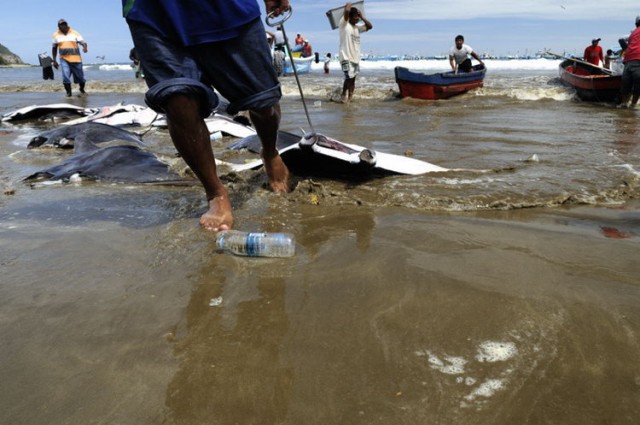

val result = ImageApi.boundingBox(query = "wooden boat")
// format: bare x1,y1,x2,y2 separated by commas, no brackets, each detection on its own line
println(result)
283,55,314,76
394,64,486,100
558,58,621,102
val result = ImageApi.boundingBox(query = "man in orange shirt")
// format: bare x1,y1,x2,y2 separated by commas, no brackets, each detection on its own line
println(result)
301,40,312,57
584,38,604,66
52,19,88,97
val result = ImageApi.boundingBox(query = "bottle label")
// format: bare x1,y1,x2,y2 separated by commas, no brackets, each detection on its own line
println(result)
245,233,265,256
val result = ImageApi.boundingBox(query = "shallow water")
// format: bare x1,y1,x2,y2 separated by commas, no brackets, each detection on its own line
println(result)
1,63,639,424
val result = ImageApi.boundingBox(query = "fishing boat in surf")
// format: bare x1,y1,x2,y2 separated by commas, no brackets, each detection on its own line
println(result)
283,55,314,76
558,58,621,102
394,64,486,100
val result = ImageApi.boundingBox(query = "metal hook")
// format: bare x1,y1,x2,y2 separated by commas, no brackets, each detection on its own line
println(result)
265,8,293,27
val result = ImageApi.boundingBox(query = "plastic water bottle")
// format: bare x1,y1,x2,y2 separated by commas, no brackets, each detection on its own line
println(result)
215,230,295,257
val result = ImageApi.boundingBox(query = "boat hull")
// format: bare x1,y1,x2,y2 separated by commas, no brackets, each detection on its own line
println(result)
395,65,486,100
559,59,621,102
283,56,314,76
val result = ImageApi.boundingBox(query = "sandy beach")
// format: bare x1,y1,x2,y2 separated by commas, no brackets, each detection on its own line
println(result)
1,65,639,424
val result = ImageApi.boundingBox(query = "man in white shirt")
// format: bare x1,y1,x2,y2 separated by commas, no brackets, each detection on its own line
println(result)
449,34,484,73
338,2,373,104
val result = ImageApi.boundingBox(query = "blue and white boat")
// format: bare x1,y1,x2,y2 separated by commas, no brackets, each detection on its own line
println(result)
283,56,314,76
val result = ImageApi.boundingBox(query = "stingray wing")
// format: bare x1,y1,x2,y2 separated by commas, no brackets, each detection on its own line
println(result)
24,146,181,183
2,103,87,122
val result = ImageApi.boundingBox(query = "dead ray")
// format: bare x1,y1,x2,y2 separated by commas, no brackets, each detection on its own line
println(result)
1,103,87,122
28,122,144,149
23,145,187,184
225,131,450,179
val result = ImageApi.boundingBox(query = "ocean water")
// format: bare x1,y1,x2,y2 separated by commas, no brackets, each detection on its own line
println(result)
1,60,639,425
2,59,638,210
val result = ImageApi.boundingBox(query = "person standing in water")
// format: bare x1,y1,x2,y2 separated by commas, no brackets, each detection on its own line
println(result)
449,34,484,73
584,38,604,66
619,16,640,108
51,19,88,97
338,2,372,104
122,0,291,231
324,52,332,74
129,47,143,78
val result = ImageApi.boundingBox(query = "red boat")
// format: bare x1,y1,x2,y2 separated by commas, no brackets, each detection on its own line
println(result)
394,64,486,100
559,58,621,102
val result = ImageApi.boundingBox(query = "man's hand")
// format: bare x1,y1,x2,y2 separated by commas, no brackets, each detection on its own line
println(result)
265,0,290,17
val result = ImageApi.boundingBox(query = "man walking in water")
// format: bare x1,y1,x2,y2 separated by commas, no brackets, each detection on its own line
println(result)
52,19,88,97
122,0,291,231
338,2,373,104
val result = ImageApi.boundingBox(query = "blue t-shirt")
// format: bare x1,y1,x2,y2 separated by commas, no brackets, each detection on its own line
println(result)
122,0,261,46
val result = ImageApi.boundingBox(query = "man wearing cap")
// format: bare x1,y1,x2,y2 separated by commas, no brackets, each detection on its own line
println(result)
584,38,604,66
619,16,640,107
301,39,313,58
52,19,88,97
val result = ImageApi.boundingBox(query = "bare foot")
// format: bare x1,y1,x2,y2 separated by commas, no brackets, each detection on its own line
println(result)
262,153,291,193
200,195,233,231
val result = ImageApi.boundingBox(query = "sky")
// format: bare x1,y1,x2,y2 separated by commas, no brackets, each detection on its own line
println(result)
2,1,638,64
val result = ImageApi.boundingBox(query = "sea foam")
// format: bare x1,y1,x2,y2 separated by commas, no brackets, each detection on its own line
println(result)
475,341,518,362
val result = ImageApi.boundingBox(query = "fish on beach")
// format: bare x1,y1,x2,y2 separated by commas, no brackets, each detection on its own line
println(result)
224,131,451,179
63,102,162,127
23,119,187,184
23,144,186,184
204,114,256,138
1,103,88,122
28,122,145,149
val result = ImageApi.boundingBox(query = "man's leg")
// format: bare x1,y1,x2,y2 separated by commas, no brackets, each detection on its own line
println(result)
341,78,355,103
619,65,634,106
341,78,350,102
165,94,233,231
71,63,86,93
348,77,356,101
249,104,290,193
618,90,630,106
632,71,640,106
60,60,72,96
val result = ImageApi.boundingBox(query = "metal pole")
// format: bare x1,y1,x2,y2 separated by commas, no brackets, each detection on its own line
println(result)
266,8,316,137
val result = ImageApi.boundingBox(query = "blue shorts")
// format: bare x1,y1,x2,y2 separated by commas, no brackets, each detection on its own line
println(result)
622,60,640,96
127,17,281,116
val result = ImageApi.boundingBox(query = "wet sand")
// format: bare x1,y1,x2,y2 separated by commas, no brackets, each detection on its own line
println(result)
1,123,639,424
1,86,639,423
